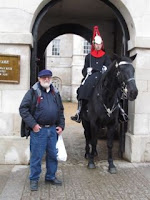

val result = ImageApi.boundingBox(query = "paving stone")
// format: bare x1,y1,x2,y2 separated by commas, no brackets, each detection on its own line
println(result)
0,103,150,200
0,166,28,200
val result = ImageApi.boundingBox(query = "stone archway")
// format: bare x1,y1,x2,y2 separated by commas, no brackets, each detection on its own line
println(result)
37,23,92,72
30,0,134,159
31,0,131,86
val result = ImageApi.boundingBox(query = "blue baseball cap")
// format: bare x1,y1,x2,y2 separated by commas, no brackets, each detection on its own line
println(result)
38,69,52,77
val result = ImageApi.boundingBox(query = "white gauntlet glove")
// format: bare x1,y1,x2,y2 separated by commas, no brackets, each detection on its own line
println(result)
87,67,92,75
102,65,107,74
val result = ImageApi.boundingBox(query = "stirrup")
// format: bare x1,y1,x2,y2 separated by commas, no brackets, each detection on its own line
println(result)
71,113,81,123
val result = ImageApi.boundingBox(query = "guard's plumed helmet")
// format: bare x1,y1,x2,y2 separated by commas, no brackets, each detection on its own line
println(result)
94,35,102,45
92,26,103,45
90,26,105,58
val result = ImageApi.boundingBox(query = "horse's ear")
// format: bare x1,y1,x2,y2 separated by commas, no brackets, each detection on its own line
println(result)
130,54,137,61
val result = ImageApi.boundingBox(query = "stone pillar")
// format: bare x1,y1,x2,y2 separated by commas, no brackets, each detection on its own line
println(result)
124,48,150,162
0,40,32,164
71,35,85,102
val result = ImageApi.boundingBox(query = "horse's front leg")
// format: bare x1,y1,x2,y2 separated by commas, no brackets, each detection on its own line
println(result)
87,124,97,169
82,120,91,159
84,128,98,159
91,140,98,157
107,125,117,174
84,129,91,159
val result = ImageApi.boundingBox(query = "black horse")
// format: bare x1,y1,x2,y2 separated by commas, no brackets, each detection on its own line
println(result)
81,54,138,174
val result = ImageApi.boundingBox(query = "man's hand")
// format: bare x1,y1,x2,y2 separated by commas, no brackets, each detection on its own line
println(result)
33,124,41,132
56,126,63,135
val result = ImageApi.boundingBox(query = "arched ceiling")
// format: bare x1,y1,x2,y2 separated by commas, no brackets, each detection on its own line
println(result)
31,0,130,85
45,0,115,19
38,0,116,39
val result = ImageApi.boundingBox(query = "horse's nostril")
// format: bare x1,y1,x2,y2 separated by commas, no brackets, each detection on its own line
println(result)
134,89,138,97
129,89,138,100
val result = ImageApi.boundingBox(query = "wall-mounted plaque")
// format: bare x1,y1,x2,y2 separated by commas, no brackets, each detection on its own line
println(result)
0,54,20,83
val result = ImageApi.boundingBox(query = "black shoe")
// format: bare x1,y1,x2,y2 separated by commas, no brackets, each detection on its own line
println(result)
71,114,81,123
30,180,38,191
45,178,62,186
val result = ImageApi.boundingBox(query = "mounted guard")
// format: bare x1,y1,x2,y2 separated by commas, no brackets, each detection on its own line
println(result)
71,26,111,122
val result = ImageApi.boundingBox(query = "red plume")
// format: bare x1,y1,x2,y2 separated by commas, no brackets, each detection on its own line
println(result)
90,26,105,58
92,26,101,41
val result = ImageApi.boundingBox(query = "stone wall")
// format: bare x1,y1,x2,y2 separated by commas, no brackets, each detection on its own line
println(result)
0,0,150,163
0,44,31,164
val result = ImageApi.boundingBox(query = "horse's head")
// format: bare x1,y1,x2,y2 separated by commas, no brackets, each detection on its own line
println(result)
115,54,138,101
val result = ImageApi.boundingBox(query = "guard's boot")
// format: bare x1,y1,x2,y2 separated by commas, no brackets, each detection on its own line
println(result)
71,100,82,123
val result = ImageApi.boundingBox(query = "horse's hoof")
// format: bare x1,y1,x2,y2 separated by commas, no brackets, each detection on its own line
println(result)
87,163,96,169
108,167,117,174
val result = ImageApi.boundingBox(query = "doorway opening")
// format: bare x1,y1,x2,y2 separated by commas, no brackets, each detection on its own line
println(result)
31,0,130,158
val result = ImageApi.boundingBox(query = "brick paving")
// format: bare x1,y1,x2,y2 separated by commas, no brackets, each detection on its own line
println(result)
0,102,150,200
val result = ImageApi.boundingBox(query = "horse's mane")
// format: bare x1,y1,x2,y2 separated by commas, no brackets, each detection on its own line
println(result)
95,54,136,93
99,59,116,87
99,55,134,87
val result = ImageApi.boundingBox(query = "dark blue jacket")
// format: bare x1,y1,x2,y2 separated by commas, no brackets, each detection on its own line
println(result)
19,82,65,138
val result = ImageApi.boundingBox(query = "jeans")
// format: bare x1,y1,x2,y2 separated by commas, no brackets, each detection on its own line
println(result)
29,125,58,181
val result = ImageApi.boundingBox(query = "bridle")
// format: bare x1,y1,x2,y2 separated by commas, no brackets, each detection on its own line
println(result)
116,61,135,83
100,60,135,118
116,60,135,99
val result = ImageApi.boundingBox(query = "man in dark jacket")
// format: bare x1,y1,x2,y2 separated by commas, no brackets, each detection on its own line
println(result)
71,26,111,122
19,69,65,191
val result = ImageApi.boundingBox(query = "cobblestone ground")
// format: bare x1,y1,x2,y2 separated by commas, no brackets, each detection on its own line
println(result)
0,102,150,200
